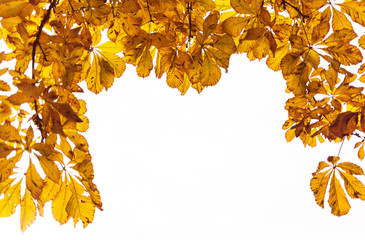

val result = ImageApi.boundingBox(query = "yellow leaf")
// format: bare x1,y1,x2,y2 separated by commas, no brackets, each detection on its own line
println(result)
306,49,320,69
66,177,95,227
337,162,365,175
230,0,258,14
328,171,350,216
39,178,61,217
222,17,247,37
358,144,365,160
36,154,61,183
338,170,365,200
178,74,191,96
0,80,10,91
96,41,123,54
340,1,365,27
323,44,362,66
20,189,36,232
310,169,332,208
285,62,309,96
0,180,21,217
215,0,231,11
200,55,221,86
0,122,22,142
26,159,43,200
285,128,295,142
0,154,21,181
166,67,184,88
191,82,205,94
266,44,290,71
0,178,14,194
312,161,331,175
72,158,94,180
0,101,12,123
51,102,83,123
99,50,126,78
52,179,72,225
86,54,102,94
359,35,365,50
99,58,115,90
280,52,301,76
0,1,33,18
0,142,15,158
203,11,219,40
332,7,353,31
136,47,153,78
64,129,89,152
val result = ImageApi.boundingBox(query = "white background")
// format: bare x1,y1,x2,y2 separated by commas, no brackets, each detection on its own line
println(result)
2,55,365,239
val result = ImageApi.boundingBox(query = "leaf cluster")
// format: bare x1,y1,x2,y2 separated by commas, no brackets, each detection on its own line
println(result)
2,0,365,230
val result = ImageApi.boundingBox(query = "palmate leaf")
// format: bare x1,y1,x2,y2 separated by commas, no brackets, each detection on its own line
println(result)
311,158,365,216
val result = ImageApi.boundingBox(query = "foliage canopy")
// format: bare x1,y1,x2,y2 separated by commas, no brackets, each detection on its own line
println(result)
1,0,365,231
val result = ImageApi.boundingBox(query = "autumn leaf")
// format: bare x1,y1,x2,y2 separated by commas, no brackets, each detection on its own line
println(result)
26,159,44,200
328,171,351,216
52,178,72,225
20,189,36,232
0,180,21,217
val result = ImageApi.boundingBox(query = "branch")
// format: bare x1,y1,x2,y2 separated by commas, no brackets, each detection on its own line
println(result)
187,2,193,47
32,0,58,79
31,0,58,141
281,0,309,22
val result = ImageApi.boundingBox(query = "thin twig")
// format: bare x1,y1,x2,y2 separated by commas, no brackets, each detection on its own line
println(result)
146,0,154,23
281,0,308,22
188,2,192,45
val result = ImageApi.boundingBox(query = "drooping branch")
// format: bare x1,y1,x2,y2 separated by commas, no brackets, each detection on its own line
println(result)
31,0,58,141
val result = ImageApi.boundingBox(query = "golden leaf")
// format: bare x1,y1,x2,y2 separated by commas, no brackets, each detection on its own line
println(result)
36,154,61,183
332,7,353,31
0,122,22,142
51,102,83,123
338,170,365,200
20,189,36,232
178,74,191,96
0,180,21,217
340,1,365,27
26,159,44,200
337,162,365,175
200,55,222,86
52,178,72,225
222,17,247,37
66,177,95,227
86,54,102,94
136,46,153,78
323,44,362,66
328,171,350,216
310,169,332,208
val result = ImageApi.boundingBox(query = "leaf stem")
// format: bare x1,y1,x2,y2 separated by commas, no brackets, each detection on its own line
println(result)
337,138,345,157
